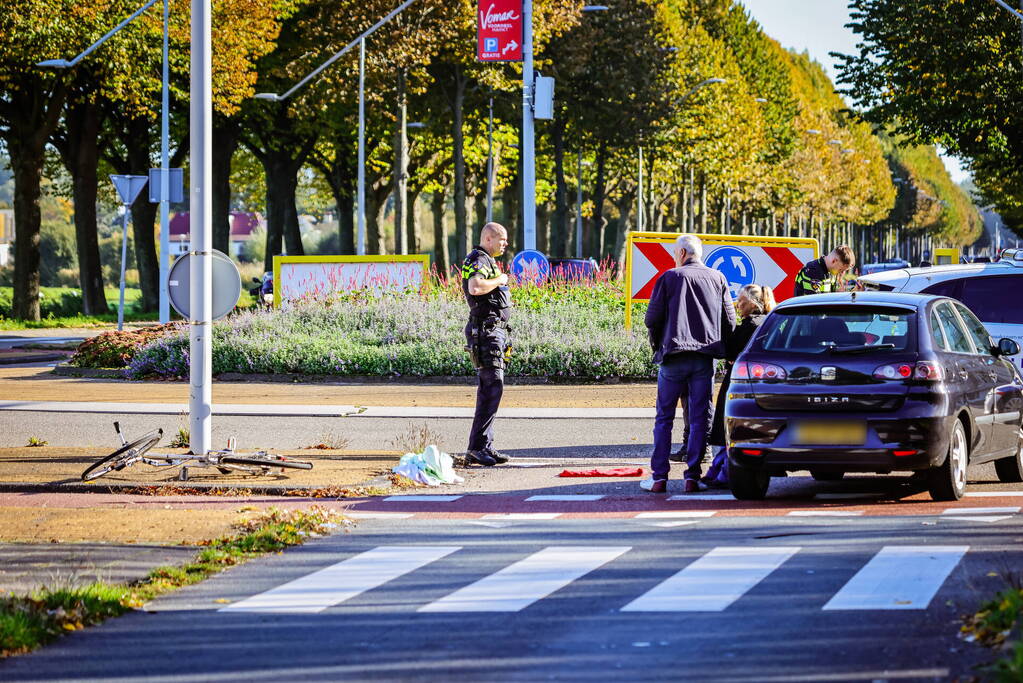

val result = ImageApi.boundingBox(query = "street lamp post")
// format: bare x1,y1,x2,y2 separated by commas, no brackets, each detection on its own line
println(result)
521,4,608,252
189,0,213,456
255,0,420,256
486,96,494,224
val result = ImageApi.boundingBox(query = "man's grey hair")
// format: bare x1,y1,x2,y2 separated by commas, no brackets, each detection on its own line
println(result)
674,234,703,261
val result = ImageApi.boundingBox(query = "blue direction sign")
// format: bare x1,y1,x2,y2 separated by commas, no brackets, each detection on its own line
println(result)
705,246,756,298
511,249,550,284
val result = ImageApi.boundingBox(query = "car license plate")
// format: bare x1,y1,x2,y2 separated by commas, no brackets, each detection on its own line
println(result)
793,421,866,445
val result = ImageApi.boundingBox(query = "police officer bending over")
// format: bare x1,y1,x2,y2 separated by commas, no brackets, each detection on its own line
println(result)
794,245,855,296
462,222,512,467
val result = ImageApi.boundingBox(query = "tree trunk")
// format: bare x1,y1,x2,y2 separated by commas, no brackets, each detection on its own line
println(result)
501,180,518,250
537,202,549,254
612,194,634,269
260,151,290,272
431,190,449,275
64,100,108,315
699,175,708,233
551,121,568,258
10,140,45,320
212,113,239,255
393,69,409,255
449,65,469,263
124,116,159,312
407,188,422,253
592,143,608,258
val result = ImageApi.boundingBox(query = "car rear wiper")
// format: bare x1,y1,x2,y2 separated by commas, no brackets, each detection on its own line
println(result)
829,343,896,354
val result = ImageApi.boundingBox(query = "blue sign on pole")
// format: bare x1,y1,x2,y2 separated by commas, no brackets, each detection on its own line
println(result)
705,246,756,298
511,249,550,284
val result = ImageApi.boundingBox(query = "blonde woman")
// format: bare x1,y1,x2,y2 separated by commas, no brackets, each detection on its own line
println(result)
703,284,777,488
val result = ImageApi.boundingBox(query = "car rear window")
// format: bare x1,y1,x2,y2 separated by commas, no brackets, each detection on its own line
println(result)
751,306,915,353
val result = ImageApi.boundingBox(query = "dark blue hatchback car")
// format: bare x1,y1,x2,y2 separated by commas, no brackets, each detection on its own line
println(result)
725,292,1023,501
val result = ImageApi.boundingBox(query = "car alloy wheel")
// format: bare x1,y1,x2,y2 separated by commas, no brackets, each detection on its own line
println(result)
928,419,968,501
994,423,1023,483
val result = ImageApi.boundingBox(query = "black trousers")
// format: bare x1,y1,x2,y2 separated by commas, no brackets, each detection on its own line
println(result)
466,322,507,452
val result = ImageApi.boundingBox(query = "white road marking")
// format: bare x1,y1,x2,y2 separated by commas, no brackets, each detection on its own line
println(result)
525,495,604,502
667,494,735,501
345,512,416,520
634,511,717,518
940,507,1019,515
220,546,460,613
621,546,800,612
941,515,1015,523
787,510,864,517
964,491,1023,497
382,495,462,502
480,513,562,520
418,546,630,612
645,521,701,528
823,545,967,610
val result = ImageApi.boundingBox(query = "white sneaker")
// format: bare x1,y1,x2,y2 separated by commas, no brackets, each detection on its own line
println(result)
640,478,667,493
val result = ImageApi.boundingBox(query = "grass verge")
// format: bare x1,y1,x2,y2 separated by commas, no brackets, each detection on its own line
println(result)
0,506,348,658
961,586,1023,680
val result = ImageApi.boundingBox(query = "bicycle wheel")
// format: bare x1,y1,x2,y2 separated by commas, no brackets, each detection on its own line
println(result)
81,429,164,482
220,454,313,470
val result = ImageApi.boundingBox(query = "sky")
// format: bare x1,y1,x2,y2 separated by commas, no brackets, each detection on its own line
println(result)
739,0,971,184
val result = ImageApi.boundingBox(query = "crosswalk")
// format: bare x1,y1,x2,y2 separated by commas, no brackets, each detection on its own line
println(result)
220,544,969,615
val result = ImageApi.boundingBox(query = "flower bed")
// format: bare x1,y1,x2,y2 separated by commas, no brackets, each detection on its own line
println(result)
117,275,655,381
69,323,184,369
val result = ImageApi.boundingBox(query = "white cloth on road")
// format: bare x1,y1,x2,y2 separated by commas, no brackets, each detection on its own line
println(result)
392,445,464,486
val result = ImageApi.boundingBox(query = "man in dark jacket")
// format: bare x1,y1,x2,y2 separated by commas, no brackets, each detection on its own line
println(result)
642,234,736,493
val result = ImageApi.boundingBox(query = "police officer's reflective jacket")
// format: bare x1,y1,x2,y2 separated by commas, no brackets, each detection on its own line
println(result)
793,256,838,297
461,247,511,322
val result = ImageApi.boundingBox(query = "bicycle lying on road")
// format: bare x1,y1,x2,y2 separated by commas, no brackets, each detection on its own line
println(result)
81,422,313,482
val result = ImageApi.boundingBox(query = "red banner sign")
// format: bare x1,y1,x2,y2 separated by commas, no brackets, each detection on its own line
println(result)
477,0,523,62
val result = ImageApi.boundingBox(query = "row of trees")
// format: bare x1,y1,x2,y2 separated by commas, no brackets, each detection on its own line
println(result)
0,0,981,320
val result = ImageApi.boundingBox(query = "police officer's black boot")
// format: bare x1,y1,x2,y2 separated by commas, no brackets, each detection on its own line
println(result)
483,447,509,464
465,449,497,466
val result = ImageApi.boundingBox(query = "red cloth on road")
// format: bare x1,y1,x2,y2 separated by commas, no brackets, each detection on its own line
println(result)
558,467,644,478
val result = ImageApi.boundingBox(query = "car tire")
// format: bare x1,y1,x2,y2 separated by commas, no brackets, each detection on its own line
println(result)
729,460,770,500
994,422,1023,483
810,470,844,481
928,419,969,501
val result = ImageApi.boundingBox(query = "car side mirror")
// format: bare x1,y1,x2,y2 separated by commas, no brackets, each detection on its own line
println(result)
997,338,1020,357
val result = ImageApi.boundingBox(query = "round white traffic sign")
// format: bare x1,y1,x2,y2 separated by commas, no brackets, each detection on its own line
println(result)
167,249,242,321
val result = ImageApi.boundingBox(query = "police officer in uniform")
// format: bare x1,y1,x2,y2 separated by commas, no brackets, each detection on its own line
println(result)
461,222,512,467
794,245,855,296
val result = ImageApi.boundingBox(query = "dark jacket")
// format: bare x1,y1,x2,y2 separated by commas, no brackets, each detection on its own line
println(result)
709,313,767,446
793,256,838,297
644,258,736,363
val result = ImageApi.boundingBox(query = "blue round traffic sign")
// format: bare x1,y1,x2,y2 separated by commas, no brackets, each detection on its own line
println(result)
705,246,756,298
511,249,550,284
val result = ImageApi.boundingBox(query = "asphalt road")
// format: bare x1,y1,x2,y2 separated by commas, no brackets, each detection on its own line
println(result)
0,515,1011,682
0,410,659,457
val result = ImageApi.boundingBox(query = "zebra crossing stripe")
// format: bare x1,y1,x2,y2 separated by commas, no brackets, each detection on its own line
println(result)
621,546,800,612
940,507,1019,515
823,545,967,610
418,546,630,613
220,546,460,614
525,495,604,502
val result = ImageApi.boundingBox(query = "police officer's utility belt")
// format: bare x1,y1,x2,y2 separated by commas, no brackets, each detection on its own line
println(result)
470,317,509,331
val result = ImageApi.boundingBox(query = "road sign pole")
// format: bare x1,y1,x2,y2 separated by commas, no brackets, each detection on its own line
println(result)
522,0,536,251
189,0,212,456
118,208,130,331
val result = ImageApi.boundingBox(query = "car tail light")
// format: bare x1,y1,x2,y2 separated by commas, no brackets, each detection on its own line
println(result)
740,448,764,456
873,361,944,381
892,449,918,457
733,362,787,381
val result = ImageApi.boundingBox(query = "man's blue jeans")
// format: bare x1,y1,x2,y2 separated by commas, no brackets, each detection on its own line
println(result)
651,352,714,482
